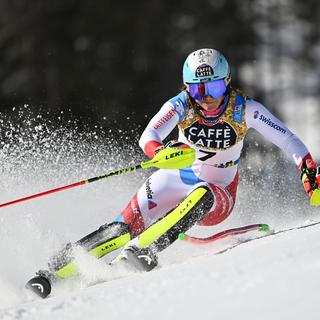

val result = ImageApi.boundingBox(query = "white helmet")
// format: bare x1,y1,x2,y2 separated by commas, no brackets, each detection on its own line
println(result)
183,48,230,84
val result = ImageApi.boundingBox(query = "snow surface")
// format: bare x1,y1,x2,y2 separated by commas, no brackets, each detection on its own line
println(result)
1,223,320,320
0,108,319,320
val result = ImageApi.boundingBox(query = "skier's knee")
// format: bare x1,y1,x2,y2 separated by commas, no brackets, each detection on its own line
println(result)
187,185,215,223
153,185,215,252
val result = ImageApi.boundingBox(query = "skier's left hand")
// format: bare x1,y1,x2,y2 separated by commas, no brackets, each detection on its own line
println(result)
301,159,320,206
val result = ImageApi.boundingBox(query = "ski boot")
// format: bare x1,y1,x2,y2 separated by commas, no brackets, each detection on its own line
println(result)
118,244,158,272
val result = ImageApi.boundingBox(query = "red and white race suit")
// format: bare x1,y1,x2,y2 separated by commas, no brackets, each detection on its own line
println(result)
117,88,311,234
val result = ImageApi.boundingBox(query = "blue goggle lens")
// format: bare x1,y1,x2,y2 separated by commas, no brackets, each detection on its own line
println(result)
188,80,227,101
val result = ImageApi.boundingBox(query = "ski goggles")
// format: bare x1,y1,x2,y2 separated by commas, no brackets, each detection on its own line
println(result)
188,79,227,101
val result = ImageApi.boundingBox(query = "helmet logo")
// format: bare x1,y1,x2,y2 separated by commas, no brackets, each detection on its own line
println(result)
195,64,213,78
197,50,211,63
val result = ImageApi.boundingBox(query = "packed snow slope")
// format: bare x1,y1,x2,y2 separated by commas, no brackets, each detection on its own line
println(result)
2,222,320,320
0,108,319,319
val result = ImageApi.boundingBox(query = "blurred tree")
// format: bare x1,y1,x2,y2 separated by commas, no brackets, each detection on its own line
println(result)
0,0,254,124
0,0,318,133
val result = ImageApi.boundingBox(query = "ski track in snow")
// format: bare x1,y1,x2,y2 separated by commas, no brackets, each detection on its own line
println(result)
0,108,319,319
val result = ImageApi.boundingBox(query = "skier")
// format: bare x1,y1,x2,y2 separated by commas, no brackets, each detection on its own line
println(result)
27,48,320,297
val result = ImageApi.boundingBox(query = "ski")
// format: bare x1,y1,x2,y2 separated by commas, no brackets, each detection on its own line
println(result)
25,246,158,299
179,223,270,244
25,223,270,298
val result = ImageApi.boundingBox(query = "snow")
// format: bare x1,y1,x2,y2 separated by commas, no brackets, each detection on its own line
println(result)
0,109,319,320
1,223,320,320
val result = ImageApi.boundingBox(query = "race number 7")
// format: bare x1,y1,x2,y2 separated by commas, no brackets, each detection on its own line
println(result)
198,150,216,161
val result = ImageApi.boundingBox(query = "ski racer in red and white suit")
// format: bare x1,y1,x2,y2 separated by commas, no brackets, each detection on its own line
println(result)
116,87,315,235
40,49,320,285
111,48,320,253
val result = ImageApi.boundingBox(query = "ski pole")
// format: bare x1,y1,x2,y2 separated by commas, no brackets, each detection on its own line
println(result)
0,148,195,209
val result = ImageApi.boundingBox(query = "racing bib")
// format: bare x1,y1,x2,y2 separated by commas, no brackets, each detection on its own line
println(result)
178,88,248,151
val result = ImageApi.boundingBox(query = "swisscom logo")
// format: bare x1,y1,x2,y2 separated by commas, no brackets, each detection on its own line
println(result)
254,111,286,134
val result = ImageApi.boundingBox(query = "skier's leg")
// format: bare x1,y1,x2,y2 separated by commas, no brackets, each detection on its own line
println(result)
116,168,192,234
116,184,215,271
26,182,211,298
197,171,239,226
116,173,239,270
144,185,215,252
48,221,132,278
47,169,189,279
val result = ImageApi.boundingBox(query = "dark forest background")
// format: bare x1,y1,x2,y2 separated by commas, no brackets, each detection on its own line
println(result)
0,0,319,132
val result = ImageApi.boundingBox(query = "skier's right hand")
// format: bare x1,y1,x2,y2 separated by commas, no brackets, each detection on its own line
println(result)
301,159,320,205
154,140,190,155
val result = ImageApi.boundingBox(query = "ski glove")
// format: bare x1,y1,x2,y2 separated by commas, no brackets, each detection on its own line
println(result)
301,159,320,206
154,140,190,155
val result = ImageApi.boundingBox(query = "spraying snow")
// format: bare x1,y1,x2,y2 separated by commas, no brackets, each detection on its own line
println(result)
0,107,319,318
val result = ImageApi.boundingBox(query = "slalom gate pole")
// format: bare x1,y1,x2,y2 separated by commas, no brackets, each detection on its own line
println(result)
0,148,195,209
180,223,270,244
